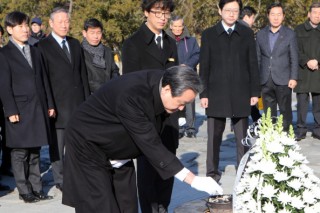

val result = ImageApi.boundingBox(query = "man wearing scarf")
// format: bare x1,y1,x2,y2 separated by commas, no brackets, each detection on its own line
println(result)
82,18,119,94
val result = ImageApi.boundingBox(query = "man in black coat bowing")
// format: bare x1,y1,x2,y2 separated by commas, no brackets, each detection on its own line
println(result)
62,66,223,213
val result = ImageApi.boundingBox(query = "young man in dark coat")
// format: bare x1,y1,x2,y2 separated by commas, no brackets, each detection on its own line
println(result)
82,18,120,94
199,0,260,182
294,2,320,140
0,11,55,202
37,7,89,192
122,1,179,212
62,66,223,213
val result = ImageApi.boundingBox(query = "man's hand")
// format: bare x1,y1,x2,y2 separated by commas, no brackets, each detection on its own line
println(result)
250,97,259,106
191,176,223,195
200,98,208,108
307,59,318,71
8,114,19,123
288,79,297,89
48,109,56,118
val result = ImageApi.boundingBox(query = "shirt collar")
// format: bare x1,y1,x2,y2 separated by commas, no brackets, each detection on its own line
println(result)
51,31,66,45
268,25,282,34
221,20,235,32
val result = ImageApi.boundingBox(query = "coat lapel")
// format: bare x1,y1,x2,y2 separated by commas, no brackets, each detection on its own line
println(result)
48,34,72,64
271,28,285,54
262,27,272,55
7,41,33,71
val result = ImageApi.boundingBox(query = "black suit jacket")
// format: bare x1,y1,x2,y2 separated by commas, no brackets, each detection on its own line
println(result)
38,34,89,128
0,41,53,148
122,23,178,73
62,70,184,206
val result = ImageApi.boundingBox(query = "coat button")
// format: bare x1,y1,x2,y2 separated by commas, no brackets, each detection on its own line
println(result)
159,162,165,167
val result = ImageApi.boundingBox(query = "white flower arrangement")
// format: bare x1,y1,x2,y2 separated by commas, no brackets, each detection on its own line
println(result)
234,109,320,213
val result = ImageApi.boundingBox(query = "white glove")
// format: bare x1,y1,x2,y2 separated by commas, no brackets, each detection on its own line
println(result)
191,176,223,195
178,117,186,126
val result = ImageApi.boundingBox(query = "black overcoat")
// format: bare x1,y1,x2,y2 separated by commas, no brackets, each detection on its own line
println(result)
294,21,320,93
122,22,178,73
37,34,89,128
199,21,260,117
62,70,184,207
0,41,54,148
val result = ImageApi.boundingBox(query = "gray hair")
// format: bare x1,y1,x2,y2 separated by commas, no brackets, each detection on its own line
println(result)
50,7,70,21
170,15,184,25
162,66,203,97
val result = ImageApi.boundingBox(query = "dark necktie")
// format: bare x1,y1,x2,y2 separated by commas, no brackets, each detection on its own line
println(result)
156,36,162,49
62,40,71,62
227,28,233,36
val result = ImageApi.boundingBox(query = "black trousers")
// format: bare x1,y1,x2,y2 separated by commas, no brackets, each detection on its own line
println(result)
50,128,64,185
11,147,42,194
296,92,320,137
261,77,293,131
0,109,11,172
137,114,178,213
206,117,248,179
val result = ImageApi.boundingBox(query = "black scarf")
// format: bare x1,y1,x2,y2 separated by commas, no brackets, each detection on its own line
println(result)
82,38,106,69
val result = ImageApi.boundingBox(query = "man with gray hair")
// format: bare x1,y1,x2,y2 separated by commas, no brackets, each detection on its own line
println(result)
62,66,223,213
37,7,89,192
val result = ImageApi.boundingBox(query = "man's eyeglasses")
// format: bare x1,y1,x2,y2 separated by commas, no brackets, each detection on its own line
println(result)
149,10,171,19
223,8,240,14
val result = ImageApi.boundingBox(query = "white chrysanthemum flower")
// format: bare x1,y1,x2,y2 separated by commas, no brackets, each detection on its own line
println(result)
290,196,305,209
250,151,263,162
246,198,258,212
280,135,296,146
279,156,295,168
303,190,316,204
260,160,277,174
304,206,317,213
278,209,292,213
278,191,292,205
291,166,305,178
262,201,276,213
301,164,313,174
313,202,320,211
311,187,320,199
302,177,314,189
309,173,320,183
288,149,306,162
266,141,285,153
274,171,290,182
288,179,302,191
262,183,278,199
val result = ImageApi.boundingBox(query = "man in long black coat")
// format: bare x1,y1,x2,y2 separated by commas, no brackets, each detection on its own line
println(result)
62,66,223,213
37,7,89,190
0,11,54,202
199,0,260,182
121,1,179,212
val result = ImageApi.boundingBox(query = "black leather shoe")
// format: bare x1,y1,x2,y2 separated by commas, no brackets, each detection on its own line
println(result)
55,184,63,192
0,169,14,177
186,132,196,138
295,134,306,141
33,191,53,200
312,133,320,140
0,183,10,191
19,193,40,203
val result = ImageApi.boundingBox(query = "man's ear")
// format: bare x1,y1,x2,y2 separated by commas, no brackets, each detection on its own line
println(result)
161,85,172,95
82,30,87,38
6,26,13,35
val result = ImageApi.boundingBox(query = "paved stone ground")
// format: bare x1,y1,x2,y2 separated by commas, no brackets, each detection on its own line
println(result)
0,94,319,213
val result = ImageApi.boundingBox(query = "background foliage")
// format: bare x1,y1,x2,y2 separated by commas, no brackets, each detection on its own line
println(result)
0,0,318,49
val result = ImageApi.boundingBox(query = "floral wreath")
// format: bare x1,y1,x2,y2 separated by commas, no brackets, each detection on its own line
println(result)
234,109,320,213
